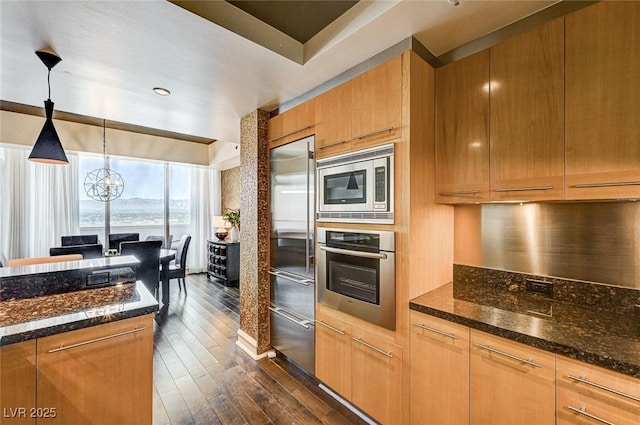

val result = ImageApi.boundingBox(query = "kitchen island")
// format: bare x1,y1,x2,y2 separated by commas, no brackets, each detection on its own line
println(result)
0,257,158,425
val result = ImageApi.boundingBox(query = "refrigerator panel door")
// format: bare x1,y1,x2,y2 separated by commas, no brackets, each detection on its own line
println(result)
270,308,315,374
270,136,315,279
270,272,315,320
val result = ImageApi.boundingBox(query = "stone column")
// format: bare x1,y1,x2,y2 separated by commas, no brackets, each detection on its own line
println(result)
236,109,272,357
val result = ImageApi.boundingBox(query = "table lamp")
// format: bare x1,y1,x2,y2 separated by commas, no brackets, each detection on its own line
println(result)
212,216,228,241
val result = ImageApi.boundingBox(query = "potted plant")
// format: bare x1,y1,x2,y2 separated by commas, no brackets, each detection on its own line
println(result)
222,208,240,242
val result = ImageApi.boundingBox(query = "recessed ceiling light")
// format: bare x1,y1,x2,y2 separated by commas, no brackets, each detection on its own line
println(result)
153,87,170,96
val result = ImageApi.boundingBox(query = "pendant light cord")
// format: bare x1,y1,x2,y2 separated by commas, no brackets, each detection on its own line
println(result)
47,68,51,100
103,119,107,159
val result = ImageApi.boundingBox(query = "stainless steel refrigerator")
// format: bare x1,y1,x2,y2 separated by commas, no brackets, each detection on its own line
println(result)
269,135,315,374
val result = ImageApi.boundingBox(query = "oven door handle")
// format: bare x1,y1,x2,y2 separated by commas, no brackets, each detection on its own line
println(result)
319,245,388,260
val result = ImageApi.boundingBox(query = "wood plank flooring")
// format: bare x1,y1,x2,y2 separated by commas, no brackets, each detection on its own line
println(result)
152,273,366,425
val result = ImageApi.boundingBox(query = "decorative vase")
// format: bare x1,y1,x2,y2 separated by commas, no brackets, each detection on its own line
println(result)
229,225,239,242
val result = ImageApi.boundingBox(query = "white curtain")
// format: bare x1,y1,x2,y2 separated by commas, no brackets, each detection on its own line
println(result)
0,144,79,260
187,166,217,273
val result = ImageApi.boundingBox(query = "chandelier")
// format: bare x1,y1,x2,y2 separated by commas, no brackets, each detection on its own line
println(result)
83,120,125,202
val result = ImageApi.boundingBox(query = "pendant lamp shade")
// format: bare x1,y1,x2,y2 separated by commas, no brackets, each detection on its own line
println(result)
29,48,68,165
28,99,68,164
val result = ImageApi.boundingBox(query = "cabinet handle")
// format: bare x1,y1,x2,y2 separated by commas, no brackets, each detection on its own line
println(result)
567,374,640,402
438,190,481,196
573,181,640,188
47,326,147,353
352,337,393,358
268,269,312,286
493,186,554,192
318,140,346,149
474,343,541,368
315,320,345,335
269,305,312,329
352,126,394,140
412,323,459,340
268,125,312,143
567,406,615,425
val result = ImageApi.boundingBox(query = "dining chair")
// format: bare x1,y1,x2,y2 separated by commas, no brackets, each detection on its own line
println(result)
120,240,162,299
145,234,173,249
7,254,83,267
0,251,8,267
61,234,98,246
50,244,104,259
169,235,192,294
108,233,140,251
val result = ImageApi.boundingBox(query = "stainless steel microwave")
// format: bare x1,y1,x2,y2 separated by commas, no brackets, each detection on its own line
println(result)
316,144,394,224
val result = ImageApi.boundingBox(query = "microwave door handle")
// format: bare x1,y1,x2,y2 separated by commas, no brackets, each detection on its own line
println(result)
319,245,388,260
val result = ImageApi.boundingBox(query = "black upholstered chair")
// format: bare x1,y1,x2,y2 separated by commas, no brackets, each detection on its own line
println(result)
169,235,191,294
0,251,7,267
108,233,139,251
61,234,98,246
49,244,104,259
120,240,162,299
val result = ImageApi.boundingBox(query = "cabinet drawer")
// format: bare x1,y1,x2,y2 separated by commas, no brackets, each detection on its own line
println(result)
557,356,640,425
315,311,352,398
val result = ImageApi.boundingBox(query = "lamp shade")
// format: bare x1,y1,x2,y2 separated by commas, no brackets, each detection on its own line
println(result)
212,216,227,229
28,99,68,164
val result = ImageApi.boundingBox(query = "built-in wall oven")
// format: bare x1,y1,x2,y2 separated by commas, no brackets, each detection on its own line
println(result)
317,228,395,330
317,144,393,224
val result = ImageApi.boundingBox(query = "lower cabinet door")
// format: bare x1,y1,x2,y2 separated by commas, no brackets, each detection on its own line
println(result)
410,312,470,425
36,315,153,425
470,330,555,425
351,328,403,425
557,356,640,425
0,340,37,425
315,312,352,399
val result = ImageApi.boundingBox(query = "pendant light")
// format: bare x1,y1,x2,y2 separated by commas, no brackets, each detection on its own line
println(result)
83,120,125,202
29,48,69,164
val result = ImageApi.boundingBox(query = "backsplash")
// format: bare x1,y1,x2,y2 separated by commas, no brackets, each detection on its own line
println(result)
454,202,640,290
453,264,640,316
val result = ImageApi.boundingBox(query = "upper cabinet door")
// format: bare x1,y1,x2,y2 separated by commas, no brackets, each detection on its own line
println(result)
490,19,565,202
267,99,315,148
435,50,490,203
565,1,640,200
351,55,403,149
315,81,352,159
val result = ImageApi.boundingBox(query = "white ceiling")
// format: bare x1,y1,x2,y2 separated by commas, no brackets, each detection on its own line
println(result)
0,0,558,145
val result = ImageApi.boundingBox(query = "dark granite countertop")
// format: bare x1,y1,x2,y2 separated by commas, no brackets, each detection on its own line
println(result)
410,282,640,379
0,281,158,346
0,255,139,279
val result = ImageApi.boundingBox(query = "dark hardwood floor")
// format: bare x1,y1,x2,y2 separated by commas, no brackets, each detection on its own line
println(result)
152,273,366,425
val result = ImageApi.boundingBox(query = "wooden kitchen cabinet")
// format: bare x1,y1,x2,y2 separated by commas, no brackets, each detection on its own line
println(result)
315,312,353,399
315,55,403,159
409,311,469,425
557,356,640,425
36,315,153,425
351,327,403,425
315,81,353,158
350,55,403,151
435,50,490,203
470,330,555,425
0,340,36,425
565,1,640,200
489,18,565,202
267,99,315,148
315,308,403,424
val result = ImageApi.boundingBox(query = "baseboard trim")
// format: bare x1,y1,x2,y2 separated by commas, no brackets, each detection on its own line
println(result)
236,329,274,360
319,383,378,425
